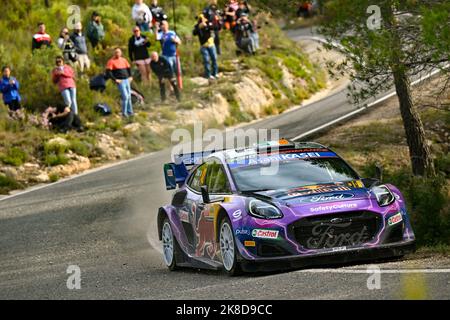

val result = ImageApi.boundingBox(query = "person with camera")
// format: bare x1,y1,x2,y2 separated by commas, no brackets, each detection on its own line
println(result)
57,27,78,64
193,14,219,81
202,0,223,55
52,56,79,115
150,52,180,103
132,0,153,32
234,13,257,55
0,66,24,119
150,0,167,31
87,11,105,49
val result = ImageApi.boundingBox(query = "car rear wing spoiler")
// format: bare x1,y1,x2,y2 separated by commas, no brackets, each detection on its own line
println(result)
163,150,221,190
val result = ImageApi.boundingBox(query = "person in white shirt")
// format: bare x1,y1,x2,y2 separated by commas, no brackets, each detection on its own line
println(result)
132,0,153,32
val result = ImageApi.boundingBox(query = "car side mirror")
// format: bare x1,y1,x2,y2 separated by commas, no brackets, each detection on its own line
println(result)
201,185,210,204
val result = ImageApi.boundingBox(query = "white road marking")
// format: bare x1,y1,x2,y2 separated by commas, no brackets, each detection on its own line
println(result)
297,269,450,274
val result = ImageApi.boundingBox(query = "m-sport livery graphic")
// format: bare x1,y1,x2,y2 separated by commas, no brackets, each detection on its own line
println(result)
157,141,415,275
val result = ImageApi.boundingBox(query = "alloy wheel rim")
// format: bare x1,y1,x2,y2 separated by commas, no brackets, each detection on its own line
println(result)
162,222,174,266
220,222,235,271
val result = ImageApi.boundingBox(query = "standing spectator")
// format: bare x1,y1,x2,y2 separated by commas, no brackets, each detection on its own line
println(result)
57,27,78,63
193,15,218,80
87,11,105,49
157,21,181,74
71,22,91,72
236,0,251,19
106,48,134,118
128,26,152,85
51,56,79,115
203,0,223,55
235,14,257,54
132,0,153,32
224,0,239,31
0,66,23,117
150,0,167,30
32,22,52,51
150,52,180,102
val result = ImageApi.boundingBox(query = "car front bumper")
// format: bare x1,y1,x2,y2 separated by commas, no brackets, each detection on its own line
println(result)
239,240,416,273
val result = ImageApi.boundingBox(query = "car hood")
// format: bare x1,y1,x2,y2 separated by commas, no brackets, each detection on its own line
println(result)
250,181,373,207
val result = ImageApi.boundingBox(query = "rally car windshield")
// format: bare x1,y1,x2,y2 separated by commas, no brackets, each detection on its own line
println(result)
229,156,359,192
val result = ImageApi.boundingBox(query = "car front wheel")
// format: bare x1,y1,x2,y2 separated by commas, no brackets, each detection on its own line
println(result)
162,218,178,271
219,217,241,276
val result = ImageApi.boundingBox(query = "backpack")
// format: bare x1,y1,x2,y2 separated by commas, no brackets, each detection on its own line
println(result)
90,74,107,92
94,103,112,116
131,88,145,106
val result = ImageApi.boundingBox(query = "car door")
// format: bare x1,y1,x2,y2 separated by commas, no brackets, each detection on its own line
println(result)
194,158,232,259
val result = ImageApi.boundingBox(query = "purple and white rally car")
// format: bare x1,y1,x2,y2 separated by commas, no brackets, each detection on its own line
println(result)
157,140,415,275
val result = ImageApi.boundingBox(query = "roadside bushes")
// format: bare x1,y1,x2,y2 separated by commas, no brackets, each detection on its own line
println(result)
362,163,450,246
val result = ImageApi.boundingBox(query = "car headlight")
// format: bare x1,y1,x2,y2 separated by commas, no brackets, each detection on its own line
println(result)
248,199,283,219
372,185,395,207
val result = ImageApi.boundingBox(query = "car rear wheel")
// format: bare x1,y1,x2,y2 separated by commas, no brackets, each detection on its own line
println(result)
162,218,179,271
219,217,241,276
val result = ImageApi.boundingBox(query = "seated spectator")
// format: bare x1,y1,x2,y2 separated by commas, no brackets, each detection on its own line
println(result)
57,28,78,63
44,104,84,133
0,66,24,119
234,14,257,54
106,48,134,118
128,26,152,85
32,22,52,51
132,0,153,32
150,52,180,102
87,11,105,49
193,15,219,80
71,22,90,72
52,56,79,115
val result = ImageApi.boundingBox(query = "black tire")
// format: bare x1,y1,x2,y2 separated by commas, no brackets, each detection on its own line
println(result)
161,218,181,271
219,217,242,276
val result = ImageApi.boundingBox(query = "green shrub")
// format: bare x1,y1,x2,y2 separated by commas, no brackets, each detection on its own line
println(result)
44,153,69,167
0,173,21,194
0,147,28,166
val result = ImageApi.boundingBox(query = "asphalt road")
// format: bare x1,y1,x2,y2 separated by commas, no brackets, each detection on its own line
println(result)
0,29,449,300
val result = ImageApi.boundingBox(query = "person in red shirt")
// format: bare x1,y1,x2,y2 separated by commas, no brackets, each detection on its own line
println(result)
32,22,52,51
106,48,134,118
51,56,79,115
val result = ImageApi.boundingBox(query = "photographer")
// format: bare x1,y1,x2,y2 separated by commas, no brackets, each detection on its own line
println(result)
234,13,257,55
202,0,223,55
150,0,167,30
57,28,78,64
150,52,180,103
193,14,218,80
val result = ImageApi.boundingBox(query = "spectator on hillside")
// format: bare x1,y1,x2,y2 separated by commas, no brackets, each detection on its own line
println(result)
234,13,257,54
297,1,313,18
32,22,52,51
156,21,181,74
150,52,180,103
71,22,90,72
0,66,23,118
106,48,134,118
52,56,79,115
57,27,78,63
193,15,218,80
87,11,105,49
150,0,167,29
203,0,223,55
224,0,239,31
236,0,250,19
132,0,153,32
128,26,152,85
44,104,84,133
